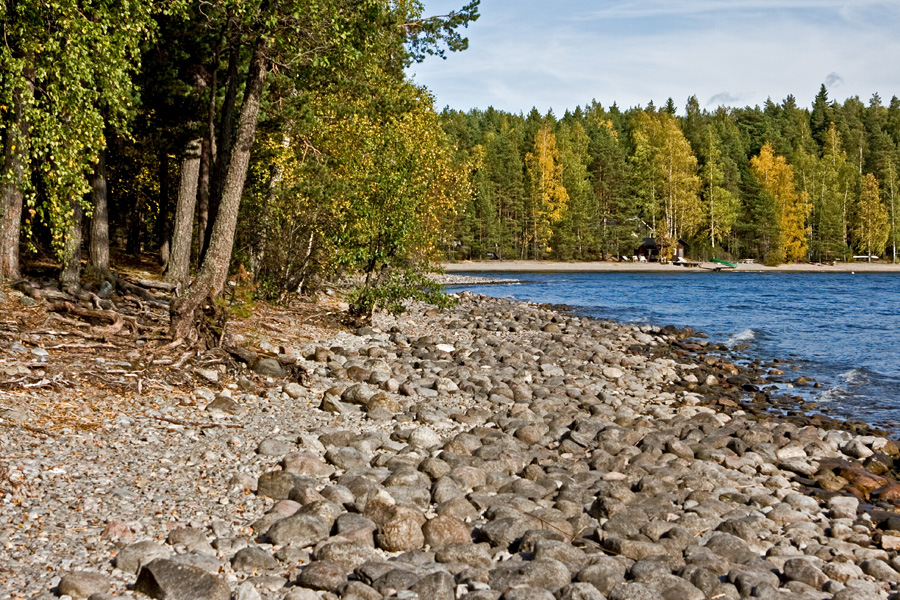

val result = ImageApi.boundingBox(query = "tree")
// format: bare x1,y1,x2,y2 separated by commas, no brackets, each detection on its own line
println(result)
0,0,154,283
524,125,568,259
749,142,810,263
170,0,479,339
630,111,702,255
853,173,889,260
703,129,740,249
553,121,594,259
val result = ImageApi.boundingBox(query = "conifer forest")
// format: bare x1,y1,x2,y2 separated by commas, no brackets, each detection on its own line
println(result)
2,0,900,333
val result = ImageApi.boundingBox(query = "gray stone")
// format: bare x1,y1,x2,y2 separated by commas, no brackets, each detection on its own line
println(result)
232,547,280,573
410,571,455,600
257,439,292,456
254,357,285,377
284,382,304,399
266,514,331,547
782,557,828,589
314,541,379,571
501,588,555,600
115,541,172,574
204,395,240,416
556,582,608,600
135,558,230,600
489,559,571,592
422,515,471,549
859,558,898,582
297,560,348,591
57,571,111,599
575,562,625,595
376,515,425,552
435,543,493,568
257,470,300,499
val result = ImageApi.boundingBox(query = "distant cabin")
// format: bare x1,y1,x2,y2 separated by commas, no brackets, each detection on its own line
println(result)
636,238,688,261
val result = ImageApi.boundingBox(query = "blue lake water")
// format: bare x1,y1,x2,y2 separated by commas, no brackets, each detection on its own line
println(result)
449,272,900,430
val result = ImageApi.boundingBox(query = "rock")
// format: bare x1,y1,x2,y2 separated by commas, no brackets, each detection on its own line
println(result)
602,367,624,380
342,384,374,405
283,588,320,600
115,541,172,574
266,514,331,547
489,559,571,593
422,515,471,549
256,439,291,456
377,515,425,552
782,558,828,590
408,426,442,449
194,368,219,383
501,588,555,600
256,470,300,499
297,560,348,592
57,572,111,599
253,357,285,377
575,561,625,595
232,582,261,600
314,541,378,570
135,558,230,600
284,382,304,398
231,547,279,573
859,558,898,582
204,395,240,416
827,496,859,519
435,543,493,568
556,582,608,600
841,439,874,459
411,571,455,600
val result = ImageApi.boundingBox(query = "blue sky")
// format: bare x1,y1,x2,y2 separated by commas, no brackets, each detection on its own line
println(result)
407,0,900,115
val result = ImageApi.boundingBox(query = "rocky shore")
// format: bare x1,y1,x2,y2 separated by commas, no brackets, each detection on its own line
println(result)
5,293,900,600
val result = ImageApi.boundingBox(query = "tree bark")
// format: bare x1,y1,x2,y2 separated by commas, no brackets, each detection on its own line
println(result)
0,83,29,281
89,149,112,281
196,137,211,267
201,41,241,263
165,138,201,285
59,199,84,294
170,39,268,341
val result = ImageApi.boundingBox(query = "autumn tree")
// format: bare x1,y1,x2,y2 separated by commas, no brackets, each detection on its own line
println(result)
853,173,889,260
750,142,810,263
524,125,568,259
630,110,701,256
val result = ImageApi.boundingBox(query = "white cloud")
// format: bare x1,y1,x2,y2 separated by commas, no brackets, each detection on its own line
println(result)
410,0,900,114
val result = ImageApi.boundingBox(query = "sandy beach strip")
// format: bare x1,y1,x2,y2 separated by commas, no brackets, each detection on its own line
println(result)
442,259,900,273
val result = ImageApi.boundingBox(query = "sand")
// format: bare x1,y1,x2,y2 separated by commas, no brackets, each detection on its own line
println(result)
442,259,900,273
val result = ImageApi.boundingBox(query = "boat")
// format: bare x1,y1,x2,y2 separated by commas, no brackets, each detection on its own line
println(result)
711,258,737,269
698,258,738,272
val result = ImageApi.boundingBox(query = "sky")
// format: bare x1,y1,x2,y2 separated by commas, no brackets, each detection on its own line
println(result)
406,0,900,115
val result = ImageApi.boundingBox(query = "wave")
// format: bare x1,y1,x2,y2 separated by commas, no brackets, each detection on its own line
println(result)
839,368,870,385
725,328,756,349
816,386,846,403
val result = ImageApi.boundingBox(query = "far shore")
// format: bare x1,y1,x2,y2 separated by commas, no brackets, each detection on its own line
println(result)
442,259,900,273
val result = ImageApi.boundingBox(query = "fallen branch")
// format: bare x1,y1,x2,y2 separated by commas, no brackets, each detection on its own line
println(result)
136,279,177,292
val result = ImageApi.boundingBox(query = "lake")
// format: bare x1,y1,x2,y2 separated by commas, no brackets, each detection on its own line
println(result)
448,271,900,431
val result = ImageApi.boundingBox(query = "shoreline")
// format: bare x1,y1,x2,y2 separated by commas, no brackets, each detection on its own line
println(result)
5,292,900,599
442,259,900,273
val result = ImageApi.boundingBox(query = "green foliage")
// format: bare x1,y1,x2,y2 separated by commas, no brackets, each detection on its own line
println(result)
348,266,455,322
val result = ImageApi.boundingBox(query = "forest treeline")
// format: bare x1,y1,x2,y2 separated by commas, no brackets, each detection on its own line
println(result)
439,89,900,264
0,0,478,333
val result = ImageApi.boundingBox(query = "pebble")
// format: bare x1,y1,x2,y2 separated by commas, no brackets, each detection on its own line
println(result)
7,293,900,600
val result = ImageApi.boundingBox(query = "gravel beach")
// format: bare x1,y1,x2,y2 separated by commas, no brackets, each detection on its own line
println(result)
4,292,900,600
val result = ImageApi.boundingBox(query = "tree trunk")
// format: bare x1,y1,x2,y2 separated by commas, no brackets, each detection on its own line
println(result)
157,151,172,267
59,199,84,294
166,138,201,285
196,137,211,268
89,149,112,281
0,83,29,281
201,42,241,263
170,40,268,341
